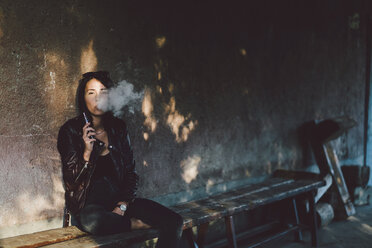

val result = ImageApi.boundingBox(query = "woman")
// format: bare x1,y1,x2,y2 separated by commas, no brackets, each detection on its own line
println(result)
57,71,183,247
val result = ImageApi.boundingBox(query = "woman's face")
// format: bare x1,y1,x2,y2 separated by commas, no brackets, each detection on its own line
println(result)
84,78,108,116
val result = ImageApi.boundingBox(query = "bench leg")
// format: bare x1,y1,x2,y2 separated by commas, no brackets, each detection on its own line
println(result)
292,198,303,242
63,208,70,227
225,215,238,248
185,228,198,248
309,191,318,247
196,222,209,248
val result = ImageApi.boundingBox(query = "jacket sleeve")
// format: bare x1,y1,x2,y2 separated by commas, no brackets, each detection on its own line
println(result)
57,123,91,191
119,126,139,203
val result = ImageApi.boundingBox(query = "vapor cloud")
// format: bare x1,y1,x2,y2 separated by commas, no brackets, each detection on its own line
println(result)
97,80,143,117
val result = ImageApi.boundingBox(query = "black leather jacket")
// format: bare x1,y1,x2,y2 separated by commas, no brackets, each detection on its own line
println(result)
57,114,138,214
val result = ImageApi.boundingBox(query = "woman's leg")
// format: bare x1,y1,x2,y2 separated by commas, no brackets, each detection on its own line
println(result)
78,204,131,235
126,198,183,248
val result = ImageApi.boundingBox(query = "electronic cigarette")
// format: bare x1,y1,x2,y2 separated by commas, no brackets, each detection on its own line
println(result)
83,112,95,139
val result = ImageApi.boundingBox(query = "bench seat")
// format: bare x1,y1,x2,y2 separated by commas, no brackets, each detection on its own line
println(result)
0,177,325,248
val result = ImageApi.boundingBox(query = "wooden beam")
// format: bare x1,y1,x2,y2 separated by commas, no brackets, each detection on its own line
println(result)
225,215,237,248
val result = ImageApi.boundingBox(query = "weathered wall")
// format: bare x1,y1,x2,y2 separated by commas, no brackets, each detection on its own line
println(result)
0,0,367,237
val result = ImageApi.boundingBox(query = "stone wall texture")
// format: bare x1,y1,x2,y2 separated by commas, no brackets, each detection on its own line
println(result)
0,0,368,237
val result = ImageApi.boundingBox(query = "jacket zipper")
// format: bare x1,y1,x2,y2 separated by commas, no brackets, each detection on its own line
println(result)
75,162,89,183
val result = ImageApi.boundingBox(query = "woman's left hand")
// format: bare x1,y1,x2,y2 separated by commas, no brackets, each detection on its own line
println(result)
112,207,125,216
112,201,128,216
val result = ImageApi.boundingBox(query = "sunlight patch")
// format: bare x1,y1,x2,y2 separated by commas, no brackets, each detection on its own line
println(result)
181,156,201,184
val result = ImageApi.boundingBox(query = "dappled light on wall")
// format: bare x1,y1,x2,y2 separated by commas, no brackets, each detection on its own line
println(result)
40,51,74,123
266,161,272,174
0,174,64,229
165,96,198,143
154,60,166,82
155,36,166,49
206,179,214,193
141,84,198,143
181,155,201,184
156,85,163,94
80,40,97,74
17,174,64,219
142,88,157,136
42,52,67,91
240,48,247,56
0,7,4,40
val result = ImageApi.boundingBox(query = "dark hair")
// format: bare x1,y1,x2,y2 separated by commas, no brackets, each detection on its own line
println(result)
75,71,115,115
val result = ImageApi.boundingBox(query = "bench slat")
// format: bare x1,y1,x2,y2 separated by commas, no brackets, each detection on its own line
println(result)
174,178,324,228
43,229,159,248
170,178,294,215
0,178,325,248
0,226,87,248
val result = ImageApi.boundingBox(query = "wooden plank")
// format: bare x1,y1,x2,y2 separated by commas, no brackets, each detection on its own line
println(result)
170,178,295,214
176,179,325,229
0,178,325,248
173,178,318,217
0,226,87,248
43,229,159,248
323,143,356,218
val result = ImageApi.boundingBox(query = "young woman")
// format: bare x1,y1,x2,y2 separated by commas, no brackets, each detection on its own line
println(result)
57,71,183,247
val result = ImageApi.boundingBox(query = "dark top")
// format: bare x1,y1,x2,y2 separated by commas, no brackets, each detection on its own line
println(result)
85,153,120,210
91,153,117,181
57,114,138,214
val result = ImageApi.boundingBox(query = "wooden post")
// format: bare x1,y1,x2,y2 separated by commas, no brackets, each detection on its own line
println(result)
225,215,238,248
196,222,209,248
309,191,318,247
63,208,70,228
292,198,303,242
184,228,198,248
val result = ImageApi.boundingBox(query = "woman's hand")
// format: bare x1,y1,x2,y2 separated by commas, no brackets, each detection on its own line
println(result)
130,218,151,229
112,206,125,216
111,202,151,229
112,201,128,216
82,122,96,161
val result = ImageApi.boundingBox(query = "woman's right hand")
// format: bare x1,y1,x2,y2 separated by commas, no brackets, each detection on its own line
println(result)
82,122,96,161
130,218,151,230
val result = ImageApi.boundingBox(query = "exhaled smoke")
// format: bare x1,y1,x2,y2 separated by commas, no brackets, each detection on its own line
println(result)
97,80,144,117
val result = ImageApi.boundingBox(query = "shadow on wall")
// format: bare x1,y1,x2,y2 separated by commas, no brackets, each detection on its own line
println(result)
1,0,364,238
0,0,119,237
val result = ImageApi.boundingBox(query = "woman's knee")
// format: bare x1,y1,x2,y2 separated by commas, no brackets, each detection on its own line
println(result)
168,212,184,230
79,213,105,234
78,206,107,234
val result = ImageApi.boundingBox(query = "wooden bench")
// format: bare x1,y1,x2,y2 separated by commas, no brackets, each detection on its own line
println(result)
0,177,325,248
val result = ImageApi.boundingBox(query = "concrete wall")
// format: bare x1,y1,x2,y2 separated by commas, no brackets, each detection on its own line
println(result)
0,0,367,238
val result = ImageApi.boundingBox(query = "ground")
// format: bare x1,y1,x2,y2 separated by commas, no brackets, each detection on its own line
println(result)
241,204,372,248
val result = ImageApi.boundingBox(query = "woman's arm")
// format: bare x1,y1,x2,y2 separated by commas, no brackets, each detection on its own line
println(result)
57,123,92,191
119,125,139,203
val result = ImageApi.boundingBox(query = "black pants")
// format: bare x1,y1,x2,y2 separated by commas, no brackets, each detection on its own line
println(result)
77,198,183,248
